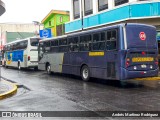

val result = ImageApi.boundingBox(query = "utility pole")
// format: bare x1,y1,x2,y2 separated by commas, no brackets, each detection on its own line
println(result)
81,0,83,30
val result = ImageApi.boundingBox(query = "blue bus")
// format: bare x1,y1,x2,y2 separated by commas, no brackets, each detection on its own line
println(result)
38,23,159,81
157,30,160,67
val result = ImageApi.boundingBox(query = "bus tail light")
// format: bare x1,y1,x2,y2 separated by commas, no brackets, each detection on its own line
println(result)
155,57,158,65
126,58,130,67
141,51,146,55
28,56,30,61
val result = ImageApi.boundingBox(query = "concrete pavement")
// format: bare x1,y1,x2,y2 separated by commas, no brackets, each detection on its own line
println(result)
0,69,160,101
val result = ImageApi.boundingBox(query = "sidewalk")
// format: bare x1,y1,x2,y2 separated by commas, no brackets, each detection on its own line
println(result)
0,79,17,100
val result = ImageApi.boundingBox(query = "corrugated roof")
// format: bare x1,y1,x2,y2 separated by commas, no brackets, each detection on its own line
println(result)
6,32,35,43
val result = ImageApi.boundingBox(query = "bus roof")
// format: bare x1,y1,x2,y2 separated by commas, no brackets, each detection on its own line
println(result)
39,23,156,42
5,36,41,46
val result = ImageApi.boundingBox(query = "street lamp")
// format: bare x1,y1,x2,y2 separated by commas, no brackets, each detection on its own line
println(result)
32,21,41,36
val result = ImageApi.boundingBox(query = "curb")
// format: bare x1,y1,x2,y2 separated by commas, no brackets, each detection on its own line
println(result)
0,80,17,100
134,77,160,81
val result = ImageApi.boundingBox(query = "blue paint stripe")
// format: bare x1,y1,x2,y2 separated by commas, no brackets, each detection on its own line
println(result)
65,2,160,33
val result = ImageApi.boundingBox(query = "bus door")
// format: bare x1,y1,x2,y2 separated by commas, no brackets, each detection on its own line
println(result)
105,29,118,79
30,38,41,62
38,42,47,70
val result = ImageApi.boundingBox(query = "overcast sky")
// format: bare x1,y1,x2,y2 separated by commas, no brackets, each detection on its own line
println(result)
0,0,71,23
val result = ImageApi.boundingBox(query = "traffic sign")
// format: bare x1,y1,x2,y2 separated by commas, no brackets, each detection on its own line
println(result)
40,29,52,38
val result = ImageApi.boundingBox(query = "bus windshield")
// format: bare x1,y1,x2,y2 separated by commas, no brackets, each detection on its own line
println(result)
126,25,157,49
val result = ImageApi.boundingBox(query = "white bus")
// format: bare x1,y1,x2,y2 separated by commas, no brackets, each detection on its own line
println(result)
4,37,41,70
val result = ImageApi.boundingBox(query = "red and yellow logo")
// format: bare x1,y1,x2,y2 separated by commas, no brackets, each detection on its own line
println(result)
139,32,146,41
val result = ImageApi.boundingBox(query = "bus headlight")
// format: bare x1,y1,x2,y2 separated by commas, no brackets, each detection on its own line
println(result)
150,65,153,69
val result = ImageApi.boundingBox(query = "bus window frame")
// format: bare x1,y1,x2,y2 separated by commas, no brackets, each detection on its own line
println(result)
92,31,106,51
79,34,92,52
106,29,118,51
50,39,59,53
59,37,68,53
68,36,79,52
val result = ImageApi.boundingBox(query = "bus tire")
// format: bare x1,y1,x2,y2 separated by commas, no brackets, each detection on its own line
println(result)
81,65,90,81
4,62,8,68
47,64,51,75
18,62,21,70
34,67,38,71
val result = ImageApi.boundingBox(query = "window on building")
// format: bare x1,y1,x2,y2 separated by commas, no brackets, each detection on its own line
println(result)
98,0,108,12
49,21,52,26
73,0,80,19
84,0,93,16
60,16,63,23
115,0,128,6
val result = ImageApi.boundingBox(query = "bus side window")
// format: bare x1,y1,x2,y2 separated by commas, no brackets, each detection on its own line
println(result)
92,32,105,51
16,42,20,50
106,30,117,50
23,40,28,49
44,41,51,53
79,34,91,51
69,37,79,52
59,38,68,53
51,40,59,53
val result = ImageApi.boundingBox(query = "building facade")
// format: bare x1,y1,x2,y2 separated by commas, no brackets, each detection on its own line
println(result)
0,23,43,50
65,0,160,33
41,10,70,37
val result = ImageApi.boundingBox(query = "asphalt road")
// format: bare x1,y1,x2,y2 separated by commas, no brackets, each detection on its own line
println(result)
1,67,160,119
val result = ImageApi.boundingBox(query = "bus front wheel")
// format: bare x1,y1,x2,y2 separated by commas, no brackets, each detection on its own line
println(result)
81,65,90,81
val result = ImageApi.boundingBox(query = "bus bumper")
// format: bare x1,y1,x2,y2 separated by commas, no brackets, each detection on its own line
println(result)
122,68,159,80
27,61,38,68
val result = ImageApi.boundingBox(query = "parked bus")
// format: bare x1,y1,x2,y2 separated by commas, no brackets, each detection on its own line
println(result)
38,23,158,81
157,30,160,67
4,37,41,70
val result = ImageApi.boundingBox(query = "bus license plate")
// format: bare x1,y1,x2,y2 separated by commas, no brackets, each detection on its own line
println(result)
132,57,154,62
141,64,147,68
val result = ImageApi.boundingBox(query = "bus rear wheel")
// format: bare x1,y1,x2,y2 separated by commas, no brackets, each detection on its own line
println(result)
34,67,38,71
47,64,51,75
18,62,21,70
81,65,90,81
